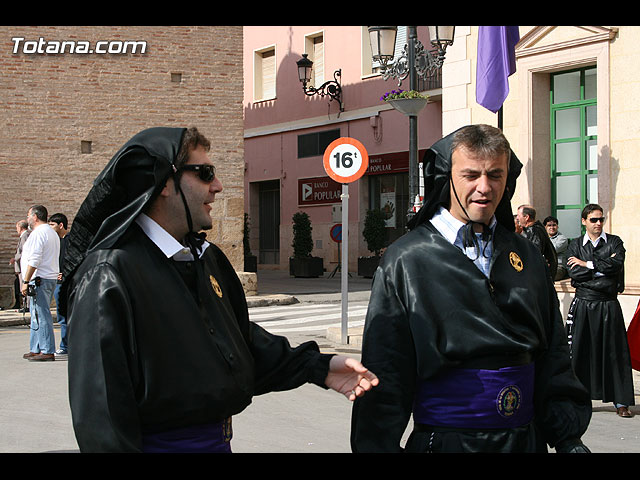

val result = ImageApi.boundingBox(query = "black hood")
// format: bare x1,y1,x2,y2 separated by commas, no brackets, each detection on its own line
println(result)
61,127,186,295
407,125,522,232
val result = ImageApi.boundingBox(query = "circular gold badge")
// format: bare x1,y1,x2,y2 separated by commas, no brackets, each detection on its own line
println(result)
509,251,523,272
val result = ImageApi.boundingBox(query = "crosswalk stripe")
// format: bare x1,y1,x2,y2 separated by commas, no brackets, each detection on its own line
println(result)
250,307,368,326
248,302,369,334
266,318,365,334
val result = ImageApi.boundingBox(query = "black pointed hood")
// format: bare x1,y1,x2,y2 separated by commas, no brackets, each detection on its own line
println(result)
60,127,186,302
407,125,522,232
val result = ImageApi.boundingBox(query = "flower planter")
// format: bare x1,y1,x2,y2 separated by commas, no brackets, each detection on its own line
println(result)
244,254,257,273
388,97,428,116
358,256,380,279
290,256,324,278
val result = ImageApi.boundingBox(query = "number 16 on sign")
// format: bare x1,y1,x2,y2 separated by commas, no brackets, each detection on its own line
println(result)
323,138,369,344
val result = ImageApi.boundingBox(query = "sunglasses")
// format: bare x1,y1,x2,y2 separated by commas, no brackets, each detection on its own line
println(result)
588,217,605,223
179,164,216,182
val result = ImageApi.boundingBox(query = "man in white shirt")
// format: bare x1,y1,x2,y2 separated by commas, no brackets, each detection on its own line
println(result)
21,205,60,362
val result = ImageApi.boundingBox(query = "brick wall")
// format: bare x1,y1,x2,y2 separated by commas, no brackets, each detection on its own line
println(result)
0,26,245,303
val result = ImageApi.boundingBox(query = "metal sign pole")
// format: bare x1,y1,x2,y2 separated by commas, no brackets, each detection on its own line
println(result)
341,183,349,345
322,137,368,345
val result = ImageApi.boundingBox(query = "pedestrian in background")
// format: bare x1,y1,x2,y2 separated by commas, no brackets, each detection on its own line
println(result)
544,215,569,281
21,205,60,362
9,219,30,311
517,204,558,281
48,212,69,358
566,203,635,418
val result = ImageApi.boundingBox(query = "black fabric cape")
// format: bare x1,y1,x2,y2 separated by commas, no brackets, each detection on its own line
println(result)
566,234,635,405
522,220,558,280
350,221,592,452
67,224,331,452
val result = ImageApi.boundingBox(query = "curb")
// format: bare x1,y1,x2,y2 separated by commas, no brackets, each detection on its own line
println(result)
326,326,363,347
246,294,299,308
0,295,301,327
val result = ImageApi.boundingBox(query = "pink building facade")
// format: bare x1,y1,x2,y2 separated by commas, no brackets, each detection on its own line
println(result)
243,26,444,273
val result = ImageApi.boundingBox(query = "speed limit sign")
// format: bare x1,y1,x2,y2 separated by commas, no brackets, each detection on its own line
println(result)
323,137,369,184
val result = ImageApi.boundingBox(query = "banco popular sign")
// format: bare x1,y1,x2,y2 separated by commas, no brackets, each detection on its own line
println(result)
298,176,343,206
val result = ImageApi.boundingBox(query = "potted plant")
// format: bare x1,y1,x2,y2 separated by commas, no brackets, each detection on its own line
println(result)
381,88,429,116
358,208,387,278
290,211,323,278
243,213,257,272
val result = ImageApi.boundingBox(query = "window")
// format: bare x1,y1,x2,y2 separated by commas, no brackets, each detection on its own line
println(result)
254,46,276,101
297,129,340,158
368,173,409,245
550,67,597,239
304,33,324,88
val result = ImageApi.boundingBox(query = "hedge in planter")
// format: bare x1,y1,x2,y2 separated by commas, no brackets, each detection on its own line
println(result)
358,208,386,278
290,211,323,277
243,213,257,272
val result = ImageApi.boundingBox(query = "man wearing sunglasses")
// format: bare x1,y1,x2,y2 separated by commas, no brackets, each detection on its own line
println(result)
61,126,378,452
566,203,635,418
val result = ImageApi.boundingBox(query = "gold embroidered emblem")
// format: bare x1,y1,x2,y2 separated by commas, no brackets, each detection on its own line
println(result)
223,417,233,442
509,252,523,272
209,275,223,298
496,385,522,418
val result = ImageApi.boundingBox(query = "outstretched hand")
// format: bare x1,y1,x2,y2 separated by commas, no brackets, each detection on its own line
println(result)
324,356,379,401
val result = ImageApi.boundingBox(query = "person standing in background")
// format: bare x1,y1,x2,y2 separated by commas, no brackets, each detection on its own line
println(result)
49,213,69,358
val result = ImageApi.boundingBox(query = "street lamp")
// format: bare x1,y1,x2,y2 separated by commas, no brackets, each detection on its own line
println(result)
368,26,455,224
296,53,344,113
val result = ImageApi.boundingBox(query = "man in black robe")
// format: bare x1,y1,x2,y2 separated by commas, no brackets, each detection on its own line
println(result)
517,204,558,281
61,127,378,452
351,124,591,453
566,203,635,418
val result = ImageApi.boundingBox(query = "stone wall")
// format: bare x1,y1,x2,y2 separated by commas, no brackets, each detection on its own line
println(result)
0,26,244,306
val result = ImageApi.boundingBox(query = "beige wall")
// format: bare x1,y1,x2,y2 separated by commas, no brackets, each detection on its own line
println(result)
443,26,640,291
0,26,245,303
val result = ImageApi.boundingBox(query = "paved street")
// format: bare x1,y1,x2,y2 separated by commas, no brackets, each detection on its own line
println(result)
0,269,638,453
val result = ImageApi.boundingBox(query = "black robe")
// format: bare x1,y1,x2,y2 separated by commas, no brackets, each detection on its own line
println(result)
67,224,331,452
522,220,557,281
350,221,591,453
566,234,635,406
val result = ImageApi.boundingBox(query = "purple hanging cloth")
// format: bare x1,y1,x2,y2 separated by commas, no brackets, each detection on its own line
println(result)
476,26,520,113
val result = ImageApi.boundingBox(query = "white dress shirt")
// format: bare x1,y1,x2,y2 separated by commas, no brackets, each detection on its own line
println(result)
21,223,60,281
430,206,497,277
582,231,607,276
135,213,210,261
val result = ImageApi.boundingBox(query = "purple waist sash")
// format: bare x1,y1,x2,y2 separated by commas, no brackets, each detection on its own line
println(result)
413,363,535,430
141,417,232,453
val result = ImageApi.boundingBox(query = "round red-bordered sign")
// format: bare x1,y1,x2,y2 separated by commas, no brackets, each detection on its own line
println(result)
323,137,369,184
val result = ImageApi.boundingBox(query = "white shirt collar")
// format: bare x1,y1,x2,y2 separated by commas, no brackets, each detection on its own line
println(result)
135,213,209,260
430,205,497,246
583,231,607,247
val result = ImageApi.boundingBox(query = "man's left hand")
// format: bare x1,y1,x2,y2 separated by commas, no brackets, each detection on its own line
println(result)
567,256,586,269
324,356,379,401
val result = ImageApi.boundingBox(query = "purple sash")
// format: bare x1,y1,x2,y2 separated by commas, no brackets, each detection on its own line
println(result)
142,418,232,453
413,364,535,429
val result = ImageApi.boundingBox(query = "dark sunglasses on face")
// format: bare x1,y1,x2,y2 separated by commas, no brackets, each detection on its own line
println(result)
179,164,216,182
588,217,605,223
